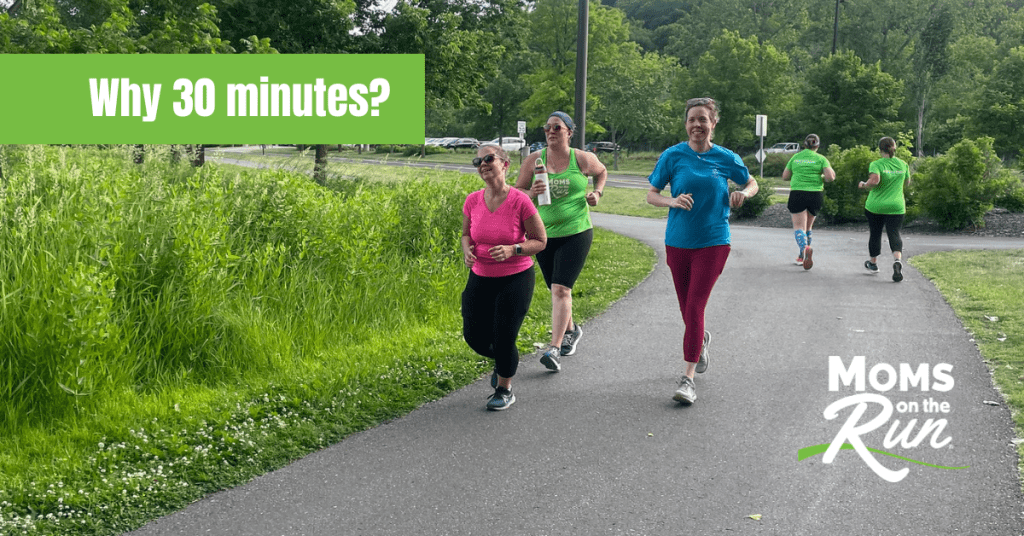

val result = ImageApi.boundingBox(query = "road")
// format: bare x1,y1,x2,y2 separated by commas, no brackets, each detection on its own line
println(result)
127,212,1024,536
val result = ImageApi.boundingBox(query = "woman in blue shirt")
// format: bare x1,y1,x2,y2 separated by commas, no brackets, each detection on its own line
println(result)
646,97,758,405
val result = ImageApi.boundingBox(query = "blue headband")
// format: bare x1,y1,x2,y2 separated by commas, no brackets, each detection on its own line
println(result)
549,111,575,132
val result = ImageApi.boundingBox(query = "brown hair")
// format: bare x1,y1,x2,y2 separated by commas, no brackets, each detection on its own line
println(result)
685,97,719,123
479,144,509,162
878,137,896,157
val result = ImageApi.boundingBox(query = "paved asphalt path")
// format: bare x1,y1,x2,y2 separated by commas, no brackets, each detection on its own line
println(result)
128,189,1024,534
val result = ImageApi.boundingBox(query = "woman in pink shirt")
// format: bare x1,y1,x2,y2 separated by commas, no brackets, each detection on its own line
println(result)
461,145,547,410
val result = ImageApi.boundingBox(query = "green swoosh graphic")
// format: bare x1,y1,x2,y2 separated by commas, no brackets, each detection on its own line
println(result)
797,443,970,470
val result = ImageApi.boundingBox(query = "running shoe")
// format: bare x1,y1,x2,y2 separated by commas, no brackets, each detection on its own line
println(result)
561,323,583,356
864,260,879,274
795,255,804,266
893,260,904,282
486,387,515,411
802,246,814,270
695,330,710,374
539,345,561,372
673,376,697,405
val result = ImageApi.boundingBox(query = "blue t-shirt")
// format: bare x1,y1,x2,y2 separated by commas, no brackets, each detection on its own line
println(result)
648,142,750,249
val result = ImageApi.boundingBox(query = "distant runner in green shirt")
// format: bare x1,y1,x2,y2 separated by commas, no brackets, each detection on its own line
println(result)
859,136,911,282
782,134,835,270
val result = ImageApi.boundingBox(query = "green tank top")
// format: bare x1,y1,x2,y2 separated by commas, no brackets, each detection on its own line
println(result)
537,148,593,238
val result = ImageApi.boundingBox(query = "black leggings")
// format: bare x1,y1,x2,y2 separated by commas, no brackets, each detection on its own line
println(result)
461,267,535,379
535,228,593,289
865,209,904,258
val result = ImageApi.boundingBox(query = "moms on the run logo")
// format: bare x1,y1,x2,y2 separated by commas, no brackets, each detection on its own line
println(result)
798,355,969,482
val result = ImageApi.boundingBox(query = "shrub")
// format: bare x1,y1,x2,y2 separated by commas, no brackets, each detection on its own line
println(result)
742,152,790,177
914,137,1016,229
821,145,875,223
994,171,1024,212
730,175,777,219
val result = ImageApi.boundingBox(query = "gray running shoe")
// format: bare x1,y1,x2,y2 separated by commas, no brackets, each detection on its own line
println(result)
695,330,710,374
892,260,904,282
539,345,561,372
673,376,697,405
486,387,515,411
865,260,879,274
561,323,583,356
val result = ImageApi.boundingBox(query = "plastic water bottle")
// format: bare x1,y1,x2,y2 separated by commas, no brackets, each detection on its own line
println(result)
535,157,551,206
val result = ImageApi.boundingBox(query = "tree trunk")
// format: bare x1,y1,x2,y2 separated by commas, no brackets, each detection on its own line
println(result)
916,97,926,158
189,145,205,167
313,144,328,185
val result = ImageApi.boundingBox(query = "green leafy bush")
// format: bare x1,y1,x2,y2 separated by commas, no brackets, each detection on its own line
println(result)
730,175,777,219
994,171,1024,212
914,137,1016,229
821,145,874,223
742,152,791,177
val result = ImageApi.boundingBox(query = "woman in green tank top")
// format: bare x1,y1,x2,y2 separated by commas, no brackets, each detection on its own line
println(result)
514,111,608,372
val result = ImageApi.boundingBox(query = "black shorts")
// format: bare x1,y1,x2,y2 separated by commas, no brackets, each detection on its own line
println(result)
535,228,593,289
787,190,825,216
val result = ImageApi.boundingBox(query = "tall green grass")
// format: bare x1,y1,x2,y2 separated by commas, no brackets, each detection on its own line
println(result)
0,146,473,435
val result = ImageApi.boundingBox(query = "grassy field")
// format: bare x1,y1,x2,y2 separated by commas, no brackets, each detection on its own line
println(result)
0,146,656,535
912,250,1024,474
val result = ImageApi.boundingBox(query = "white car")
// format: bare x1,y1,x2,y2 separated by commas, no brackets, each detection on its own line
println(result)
484,136,527,152
765,142,800,154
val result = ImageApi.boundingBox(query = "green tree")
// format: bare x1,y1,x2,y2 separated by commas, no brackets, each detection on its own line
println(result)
520,0,631,133
590,46,676,166
214,0,355,53
973,46,1024,158
356,0,520,116
907,5,953,156
686,30,797,151
800,51,904,152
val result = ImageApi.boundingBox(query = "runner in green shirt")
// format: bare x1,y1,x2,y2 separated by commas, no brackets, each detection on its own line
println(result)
858,136,911,282
782,134,835,270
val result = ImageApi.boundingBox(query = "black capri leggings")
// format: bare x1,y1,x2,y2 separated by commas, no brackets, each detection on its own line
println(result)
535,228,593,289
865,209,905,258
461,267,535,379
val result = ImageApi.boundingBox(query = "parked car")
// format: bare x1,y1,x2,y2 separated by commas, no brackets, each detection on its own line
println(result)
585,141,621,153
431,137,458,147
446,137,480,150
765,142,800,154
529,141,547,153
483,136,527,152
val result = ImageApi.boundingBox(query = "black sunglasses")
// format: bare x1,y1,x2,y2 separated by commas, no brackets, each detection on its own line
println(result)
472,154,503,167
543,124,566,132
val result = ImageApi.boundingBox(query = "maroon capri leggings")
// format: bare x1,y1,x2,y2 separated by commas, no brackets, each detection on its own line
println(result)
665,244,731,363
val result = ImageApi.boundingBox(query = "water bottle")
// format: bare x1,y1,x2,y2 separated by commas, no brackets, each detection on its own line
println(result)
535,157,551,206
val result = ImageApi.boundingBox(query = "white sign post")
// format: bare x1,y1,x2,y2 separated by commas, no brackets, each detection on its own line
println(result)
755,114,768,178
517,120,528,161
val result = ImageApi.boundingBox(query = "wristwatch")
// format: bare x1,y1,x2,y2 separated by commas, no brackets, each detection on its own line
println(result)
515,244,523,256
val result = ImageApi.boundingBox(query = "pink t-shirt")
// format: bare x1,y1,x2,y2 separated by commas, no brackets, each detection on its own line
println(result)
463,188,538,278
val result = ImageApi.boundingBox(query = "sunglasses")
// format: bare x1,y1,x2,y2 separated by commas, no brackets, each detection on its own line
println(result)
472,154,503,167
543,124,567,132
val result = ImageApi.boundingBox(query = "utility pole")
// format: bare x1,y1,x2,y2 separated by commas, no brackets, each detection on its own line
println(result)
574,0,589,150
832,0,843,54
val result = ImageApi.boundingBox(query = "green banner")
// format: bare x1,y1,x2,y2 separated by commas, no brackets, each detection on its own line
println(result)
0,54,425,144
